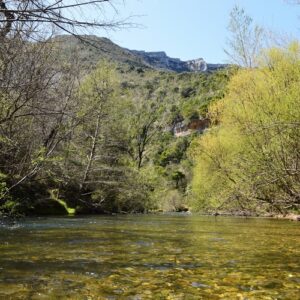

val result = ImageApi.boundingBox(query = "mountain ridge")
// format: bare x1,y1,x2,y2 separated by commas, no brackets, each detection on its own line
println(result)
52,35,228,73
129,49,227,72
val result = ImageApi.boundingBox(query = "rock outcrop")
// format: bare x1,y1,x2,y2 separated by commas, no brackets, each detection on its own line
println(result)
186,58,207,72
130,50,227,73
130,50,188,72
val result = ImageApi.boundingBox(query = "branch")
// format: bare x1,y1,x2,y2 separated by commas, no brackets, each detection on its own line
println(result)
0,0,14,37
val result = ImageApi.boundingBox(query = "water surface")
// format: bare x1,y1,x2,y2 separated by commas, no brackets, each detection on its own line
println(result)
0,215,299,299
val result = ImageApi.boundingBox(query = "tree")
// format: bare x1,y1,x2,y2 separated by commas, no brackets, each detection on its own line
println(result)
0,0,126,38
125,88,165,169
0,38,82,206
74,62,120,203
55,61,157,213
0,0,132,216
225,5,264,68
192,42,300,214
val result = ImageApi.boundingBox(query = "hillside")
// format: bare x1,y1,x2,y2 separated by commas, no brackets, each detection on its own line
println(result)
52,35,149,70
3,33,298,217
52,35,228,73
0,33,234,217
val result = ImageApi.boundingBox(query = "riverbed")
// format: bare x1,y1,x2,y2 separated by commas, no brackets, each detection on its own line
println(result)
0,215,299,299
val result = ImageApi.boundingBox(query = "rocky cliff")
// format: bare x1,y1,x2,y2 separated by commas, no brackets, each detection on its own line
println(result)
130,50,227,73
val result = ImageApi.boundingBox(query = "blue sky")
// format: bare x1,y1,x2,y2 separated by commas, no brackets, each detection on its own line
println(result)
97,0,300,63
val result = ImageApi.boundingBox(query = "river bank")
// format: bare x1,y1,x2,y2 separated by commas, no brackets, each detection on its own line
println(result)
1,209,300,226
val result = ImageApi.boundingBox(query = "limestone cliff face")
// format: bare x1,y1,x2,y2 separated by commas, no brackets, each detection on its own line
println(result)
185,58,207,72
130,50,227,73
130,50,188,72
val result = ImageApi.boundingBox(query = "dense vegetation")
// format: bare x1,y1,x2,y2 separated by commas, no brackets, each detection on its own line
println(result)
191,43,300,215
0,35,231,216
1,35,299,217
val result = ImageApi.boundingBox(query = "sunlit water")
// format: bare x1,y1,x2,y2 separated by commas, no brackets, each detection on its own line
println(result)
0,215,299,299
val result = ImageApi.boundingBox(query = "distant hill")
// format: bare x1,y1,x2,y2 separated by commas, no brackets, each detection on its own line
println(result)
52,35,228,72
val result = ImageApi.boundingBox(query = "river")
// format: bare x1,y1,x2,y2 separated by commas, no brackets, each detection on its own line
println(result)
0,215,299,299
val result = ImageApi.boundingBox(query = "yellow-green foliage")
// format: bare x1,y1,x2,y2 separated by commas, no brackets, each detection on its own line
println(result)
192,43,300,213
78,60,119,117
49,189,76,215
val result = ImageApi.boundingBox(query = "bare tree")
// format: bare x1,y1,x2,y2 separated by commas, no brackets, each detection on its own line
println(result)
225,5,264,68
0,37,82,197
0,0,127,38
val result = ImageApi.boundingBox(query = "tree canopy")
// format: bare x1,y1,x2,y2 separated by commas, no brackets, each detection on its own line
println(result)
192,42,300,214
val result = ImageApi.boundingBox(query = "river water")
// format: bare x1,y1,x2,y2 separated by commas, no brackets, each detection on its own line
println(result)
0,215,299,299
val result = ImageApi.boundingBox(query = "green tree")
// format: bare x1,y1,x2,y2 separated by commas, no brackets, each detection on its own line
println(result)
57,61,160,213
192,43,300,214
